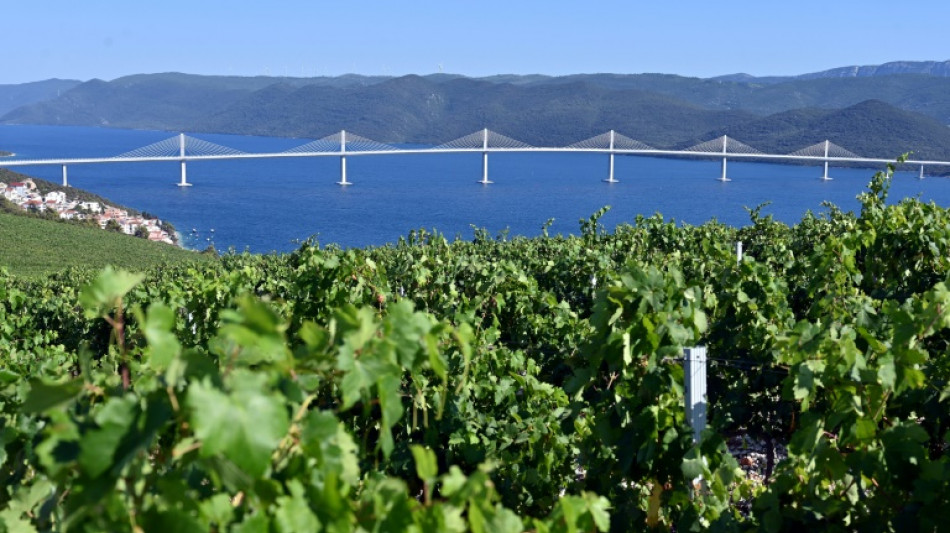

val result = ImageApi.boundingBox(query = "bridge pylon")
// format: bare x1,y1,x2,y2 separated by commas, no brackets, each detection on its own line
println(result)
480,128,492,185
719,136,730,182
919,164,926,180
820,140,833,181
177,133,192,187
604,130,618,183
337,130,351,186
62,165,68,187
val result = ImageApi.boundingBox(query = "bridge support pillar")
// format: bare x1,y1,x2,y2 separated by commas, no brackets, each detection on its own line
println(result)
479,151,493,184
919,164,925,180
820,140,832,181
718,157,730,182
178,160,192,187
717,135,731,182
62,165,68,187
177,133,192,187
604,130,618,183
479,128,492,184
337,130,351,186
338,155,350,186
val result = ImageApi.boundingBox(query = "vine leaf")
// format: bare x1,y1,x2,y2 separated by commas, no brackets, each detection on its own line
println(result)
78,266,143,319
22,378,83,413
187,372,289,479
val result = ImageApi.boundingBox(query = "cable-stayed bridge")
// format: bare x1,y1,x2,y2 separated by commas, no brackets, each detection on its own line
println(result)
1,129,947,187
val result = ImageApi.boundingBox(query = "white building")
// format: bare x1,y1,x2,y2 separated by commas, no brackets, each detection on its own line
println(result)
78,201,101,213
45,191,67,204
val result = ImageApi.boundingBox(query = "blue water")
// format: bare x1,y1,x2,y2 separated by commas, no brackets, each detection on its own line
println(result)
2,124,948,254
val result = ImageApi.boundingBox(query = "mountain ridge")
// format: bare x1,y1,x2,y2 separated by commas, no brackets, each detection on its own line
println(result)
4,62,950,158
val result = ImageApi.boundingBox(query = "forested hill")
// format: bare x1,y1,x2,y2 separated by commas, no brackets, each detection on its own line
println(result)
194,77,759,146
690,100,950,160
0,78,81,116
3,67,950,154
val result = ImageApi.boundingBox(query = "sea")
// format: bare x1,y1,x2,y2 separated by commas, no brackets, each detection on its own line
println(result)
2,124,949,254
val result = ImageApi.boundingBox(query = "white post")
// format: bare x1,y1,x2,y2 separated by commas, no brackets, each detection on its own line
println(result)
736,241,743,262
820,140,832,181
177,133,191,187
604,129,618,183
718,135,730,182
62,165,68,187
337,130,350,186
919,164,925,180
479,128,492,184
684,346,707,444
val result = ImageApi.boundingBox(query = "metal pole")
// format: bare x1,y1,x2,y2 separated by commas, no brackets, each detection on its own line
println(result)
337,130,350,186
480,128,492,184
821,140,832,181
62,165,68,187
684,346,707,444
718,135,730,182
177,133,191,187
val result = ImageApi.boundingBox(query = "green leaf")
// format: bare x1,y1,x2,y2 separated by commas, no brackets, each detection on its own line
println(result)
79,396,137,478
681,447,706,480
274,480,321,533
483,505,523,533
852,418,877,442
877,355,896,390
198,493,234,528
300,411,360,486
377,373,403,457
21,378,83,413
0,508,39,533
411,445,439,483
231,512,270,533
586,494,611,532
187,373,289,479
79,266,144,318
212,297,291,366
141,303,181,370
692,309,708,333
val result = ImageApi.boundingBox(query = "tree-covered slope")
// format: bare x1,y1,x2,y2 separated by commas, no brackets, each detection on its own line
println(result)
195,76,758,146
4,70,950,149
0,78,80,116
692,99,950,159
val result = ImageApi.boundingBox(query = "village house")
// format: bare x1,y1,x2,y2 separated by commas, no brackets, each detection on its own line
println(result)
3,177,177,245
78,201,101,213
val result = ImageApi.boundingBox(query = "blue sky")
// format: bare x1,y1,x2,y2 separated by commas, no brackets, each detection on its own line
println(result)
2,1,948,84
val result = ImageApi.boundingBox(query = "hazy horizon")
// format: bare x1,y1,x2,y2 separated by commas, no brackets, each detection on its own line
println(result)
2,1,948,84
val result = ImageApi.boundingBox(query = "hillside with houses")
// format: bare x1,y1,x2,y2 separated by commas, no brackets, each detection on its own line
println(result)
1,177,177,245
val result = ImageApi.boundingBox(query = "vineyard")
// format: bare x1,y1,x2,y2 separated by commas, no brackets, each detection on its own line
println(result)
1,164,949,531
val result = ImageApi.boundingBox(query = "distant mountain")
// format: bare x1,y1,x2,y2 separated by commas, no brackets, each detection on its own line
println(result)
712,60,950,84
0,79,81,116
0,73,391,129
691,100,950,161
798,60,950,80
193,75,757,146
4,67,950,156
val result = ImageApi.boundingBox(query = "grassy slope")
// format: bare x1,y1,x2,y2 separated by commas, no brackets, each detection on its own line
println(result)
0,211,207,279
